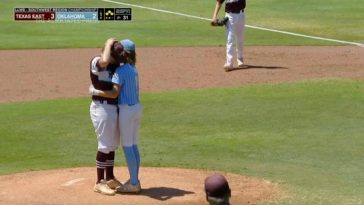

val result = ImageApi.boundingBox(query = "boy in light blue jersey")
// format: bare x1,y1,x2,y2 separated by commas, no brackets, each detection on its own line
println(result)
90,39,142,193
112,63,139,106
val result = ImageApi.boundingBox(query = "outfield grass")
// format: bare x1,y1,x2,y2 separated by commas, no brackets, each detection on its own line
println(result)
1,80,363,204
0,0,363,49
249,0,364,43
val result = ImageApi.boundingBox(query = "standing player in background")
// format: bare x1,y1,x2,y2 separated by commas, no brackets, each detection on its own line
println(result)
212,0,246,72
90,39,142,193
89,38,124,195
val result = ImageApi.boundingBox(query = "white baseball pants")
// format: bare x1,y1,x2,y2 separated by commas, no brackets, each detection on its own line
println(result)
90,101,119,153
225,11,245,66
118,103,142,147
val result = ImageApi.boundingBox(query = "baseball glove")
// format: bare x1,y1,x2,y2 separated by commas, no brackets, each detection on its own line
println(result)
211,17,229,27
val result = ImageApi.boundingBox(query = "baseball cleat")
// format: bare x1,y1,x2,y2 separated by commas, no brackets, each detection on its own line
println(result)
224,63,233,72
94,180,116,195
237,58,244,67
106,178,123,189
116,180,141,194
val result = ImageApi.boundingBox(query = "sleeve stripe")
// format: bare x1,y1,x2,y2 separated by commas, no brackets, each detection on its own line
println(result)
91,56,101,75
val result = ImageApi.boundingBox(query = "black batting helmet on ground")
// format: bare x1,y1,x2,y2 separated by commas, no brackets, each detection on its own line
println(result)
204,174,231,201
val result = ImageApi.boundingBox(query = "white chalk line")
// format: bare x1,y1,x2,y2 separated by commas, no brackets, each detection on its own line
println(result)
102,0,364,47
61,178,86,187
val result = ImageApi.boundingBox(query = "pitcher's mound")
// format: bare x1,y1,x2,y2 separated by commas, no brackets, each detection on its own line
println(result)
0,167,281,205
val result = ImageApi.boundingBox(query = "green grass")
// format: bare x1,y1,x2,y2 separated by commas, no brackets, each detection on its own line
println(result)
249,0,364,43
0,99,95,173
1,79,364,204
0,0,363,48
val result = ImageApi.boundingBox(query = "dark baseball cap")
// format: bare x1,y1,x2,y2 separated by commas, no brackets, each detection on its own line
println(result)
204,174,231,199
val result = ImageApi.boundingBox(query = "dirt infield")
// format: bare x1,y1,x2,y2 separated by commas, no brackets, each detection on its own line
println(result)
0,46,363,204
0,46,363,103
0,167,280,205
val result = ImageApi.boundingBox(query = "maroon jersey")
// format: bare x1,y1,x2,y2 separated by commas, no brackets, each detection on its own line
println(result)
90,56,118,104
218,0,246,13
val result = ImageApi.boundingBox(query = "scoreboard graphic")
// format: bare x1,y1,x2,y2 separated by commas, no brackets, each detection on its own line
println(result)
14,8,132,21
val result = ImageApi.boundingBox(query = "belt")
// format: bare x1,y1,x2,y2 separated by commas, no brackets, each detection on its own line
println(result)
228,10,244,14
93,99,118,105
120,103,138,106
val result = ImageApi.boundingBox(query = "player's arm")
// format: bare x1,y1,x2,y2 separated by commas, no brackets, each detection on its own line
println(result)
212,0,223,23
89,84,120,98
98,38,117,69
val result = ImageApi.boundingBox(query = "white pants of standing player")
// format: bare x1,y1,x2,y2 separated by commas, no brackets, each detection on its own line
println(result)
119,103,142,147
225,11,245,66
119,103,142,185
90,101,119,153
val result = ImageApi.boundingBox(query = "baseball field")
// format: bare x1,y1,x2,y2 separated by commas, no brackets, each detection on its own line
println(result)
1,0,364,204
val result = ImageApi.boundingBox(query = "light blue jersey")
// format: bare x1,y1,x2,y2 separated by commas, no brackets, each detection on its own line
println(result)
112,64,139,105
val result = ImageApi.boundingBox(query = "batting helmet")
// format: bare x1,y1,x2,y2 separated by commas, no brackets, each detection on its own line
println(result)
204,174,231,201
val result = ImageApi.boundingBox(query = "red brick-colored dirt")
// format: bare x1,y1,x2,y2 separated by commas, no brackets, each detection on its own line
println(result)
0,167,280,205
0,46,363,205
0,46,363,103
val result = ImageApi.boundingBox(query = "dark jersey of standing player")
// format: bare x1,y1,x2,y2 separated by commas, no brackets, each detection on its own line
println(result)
220,0,246,13
90,57,118,104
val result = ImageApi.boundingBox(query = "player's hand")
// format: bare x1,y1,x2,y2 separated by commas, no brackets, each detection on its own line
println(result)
106,38,117,46
211,18,218,26
100,38,118,68
89,84,101,96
